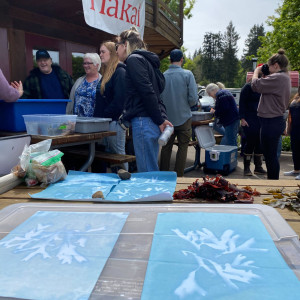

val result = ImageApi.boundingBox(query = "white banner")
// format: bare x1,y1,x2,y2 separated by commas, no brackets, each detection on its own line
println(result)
82,0,145,38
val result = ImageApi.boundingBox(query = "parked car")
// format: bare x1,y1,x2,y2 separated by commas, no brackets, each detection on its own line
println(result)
198,89,215,112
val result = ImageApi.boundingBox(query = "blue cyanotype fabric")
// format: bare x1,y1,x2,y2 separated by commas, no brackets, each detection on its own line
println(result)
31,171,177,202
0,211,128,300
141,212,300,300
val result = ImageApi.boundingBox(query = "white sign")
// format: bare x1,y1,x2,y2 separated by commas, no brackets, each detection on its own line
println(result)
82,0,145,38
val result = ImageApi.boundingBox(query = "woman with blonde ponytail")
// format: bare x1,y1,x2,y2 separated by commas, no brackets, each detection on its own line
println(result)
94,41,128,171
116,27,172,172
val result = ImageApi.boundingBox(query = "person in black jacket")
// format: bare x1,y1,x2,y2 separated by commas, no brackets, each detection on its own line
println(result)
94,41,128,170
239,79,266,176
116,27,172,172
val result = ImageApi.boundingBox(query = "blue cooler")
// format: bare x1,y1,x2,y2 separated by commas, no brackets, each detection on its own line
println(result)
195,126,238,175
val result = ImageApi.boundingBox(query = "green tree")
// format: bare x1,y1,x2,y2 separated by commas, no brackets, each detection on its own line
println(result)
72,56,85,81
241,24,265,71
222,21,240,87
258,0,300,70
201,32,224,83
164,0,196,19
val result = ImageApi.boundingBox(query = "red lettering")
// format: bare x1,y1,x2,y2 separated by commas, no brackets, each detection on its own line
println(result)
107,0,119,18
120,0,132,23
137,4,141,27
99,0,106,15
131,7,137,25
90,0,95,10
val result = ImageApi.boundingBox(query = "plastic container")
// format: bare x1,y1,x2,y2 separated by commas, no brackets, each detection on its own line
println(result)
158,125,174,146
0,203,299,299
191,111,213,122
195,125,238,175
0,99,71,132
75,117,112,133
23,114,77,136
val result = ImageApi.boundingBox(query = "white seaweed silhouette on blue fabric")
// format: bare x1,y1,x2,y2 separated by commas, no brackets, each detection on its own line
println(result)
0,223,106,264
172,228,268,298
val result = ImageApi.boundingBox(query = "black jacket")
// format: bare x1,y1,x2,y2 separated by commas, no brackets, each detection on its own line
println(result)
22,64,73,99
239,82,261,120
94,63,126,121
123,50,167,125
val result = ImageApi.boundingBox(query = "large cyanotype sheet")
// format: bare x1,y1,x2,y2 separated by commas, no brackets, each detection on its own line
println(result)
0,211,128,300
31,171,176,202
141,212,300,300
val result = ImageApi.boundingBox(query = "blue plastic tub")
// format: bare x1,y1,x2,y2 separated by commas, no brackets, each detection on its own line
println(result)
0,99,71,132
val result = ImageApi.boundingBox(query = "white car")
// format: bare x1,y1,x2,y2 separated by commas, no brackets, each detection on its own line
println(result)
198,89,215,112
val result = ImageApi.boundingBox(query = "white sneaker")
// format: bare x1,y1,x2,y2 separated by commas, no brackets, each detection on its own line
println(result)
284,170,300,176
296,174,300,180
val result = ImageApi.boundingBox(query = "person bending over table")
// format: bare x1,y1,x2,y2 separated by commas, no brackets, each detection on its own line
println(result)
206,83,239,147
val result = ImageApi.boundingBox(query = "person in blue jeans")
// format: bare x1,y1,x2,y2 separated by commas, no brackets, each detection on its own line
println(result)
206,83,239,147
116,27,172,172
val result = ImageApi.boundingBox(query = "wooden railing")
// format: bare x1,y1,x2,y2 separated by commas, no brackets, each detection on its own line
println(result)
146,0,183,45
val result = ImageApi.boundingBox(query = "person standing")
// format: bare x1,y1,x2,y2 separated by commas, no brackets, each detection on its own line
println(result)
239,79,266,176
284,87,300,180
22,49,73,99
251,49,291,180
94,41,128,171
159,49,198,177
116,27,172,172
67,53,101,116
206,83,239,146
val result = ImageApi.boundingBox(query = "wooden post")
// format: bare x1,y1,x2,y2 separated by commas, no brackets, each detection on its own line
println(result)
179,0,184,45
153,0,159,28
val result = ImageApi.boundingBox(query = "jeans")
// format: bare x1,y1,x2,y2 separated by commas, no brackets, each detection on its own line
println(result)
160,118,192,177
220,119,239,146
131,117,161,172
100,121,128,171
259,116,285,179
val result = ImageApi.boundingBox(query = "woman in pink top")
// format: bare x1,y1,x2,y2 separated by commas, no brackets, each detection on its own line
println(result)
251,49,291,180
0,69,23,102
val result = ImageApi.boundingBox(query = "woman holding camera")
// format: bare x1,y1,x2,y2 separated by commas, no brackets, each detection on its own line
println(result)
251,49,291,179
116,27,172,172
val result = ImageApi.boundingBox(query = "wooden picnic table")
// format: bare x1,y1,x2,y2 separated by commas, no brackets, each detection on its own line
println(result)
0,177,299,237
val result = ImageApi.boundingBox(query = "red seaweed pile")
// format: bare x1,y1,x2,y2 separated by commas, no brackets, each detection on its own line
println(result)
173,175,260,203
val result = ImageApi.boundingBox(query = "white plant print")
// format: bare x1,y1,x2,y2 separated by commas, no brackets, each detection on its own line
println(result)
172,227,268,298
0,211,128,300
0,223,106,264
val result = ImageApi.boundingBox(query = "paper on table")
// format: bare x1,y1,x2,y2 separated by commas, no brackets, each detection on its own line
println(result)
30,171,177,202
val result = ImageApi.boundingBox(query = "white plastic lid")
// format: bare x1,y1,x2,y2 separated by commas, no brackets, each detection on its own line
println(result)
76,117,112,123
194,125,216,148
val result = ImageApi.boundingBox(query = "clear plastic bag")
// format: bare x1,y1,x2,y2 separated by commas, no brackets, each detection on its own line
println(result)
13,139,66,186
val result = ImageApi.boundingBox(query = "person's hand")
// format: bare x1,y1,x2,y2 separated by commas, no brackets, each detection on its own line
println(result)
159,120,173,132
241,118,249,127
210,108,215,114
11,81,23,98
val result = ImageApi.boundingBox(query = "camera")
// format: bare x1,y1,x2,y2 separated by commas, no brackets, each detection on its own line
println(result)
261,64,270,76
118,113,131,130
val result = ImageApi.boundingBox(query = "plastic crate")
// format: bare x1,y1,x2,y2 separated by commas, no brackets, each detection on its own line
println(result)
23,114,77,136
0,99,71,132
75,117,112,133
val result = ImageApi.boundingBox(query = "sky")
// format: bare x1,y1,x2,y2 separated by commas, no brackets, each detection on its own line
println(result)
183,0,283,58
